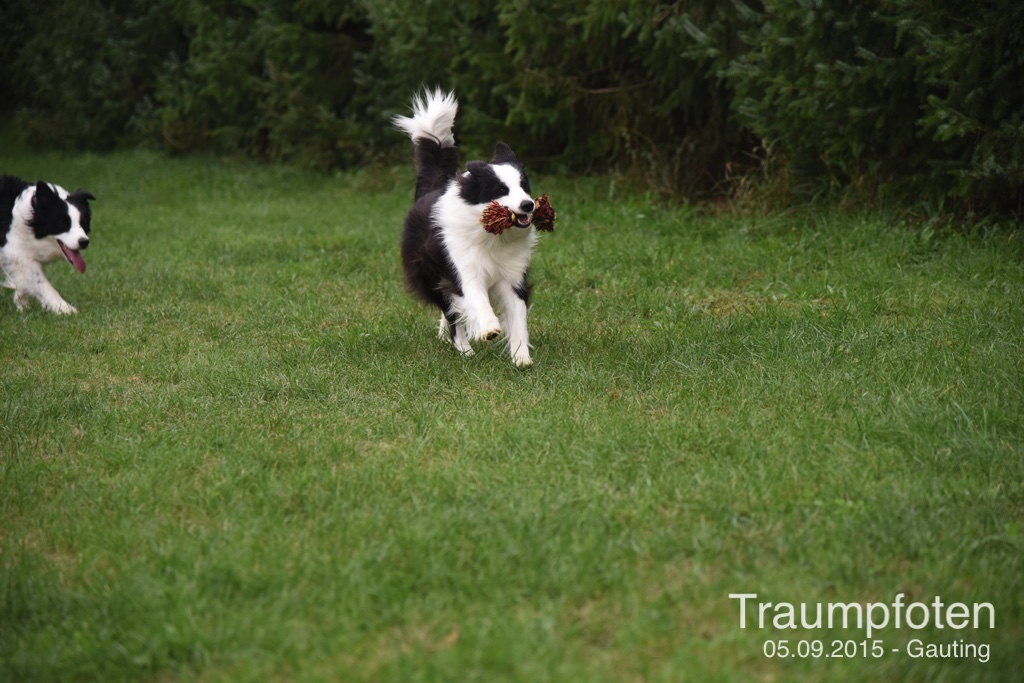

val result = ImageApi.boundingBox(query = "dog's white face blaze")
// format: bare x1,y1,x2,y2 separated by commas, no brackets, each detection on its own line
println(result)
490,163,534,226
51,199,90,270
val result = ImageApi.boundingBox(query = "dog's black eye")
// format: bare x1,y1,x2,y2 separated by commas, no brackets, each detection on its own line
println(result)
64,216,71,229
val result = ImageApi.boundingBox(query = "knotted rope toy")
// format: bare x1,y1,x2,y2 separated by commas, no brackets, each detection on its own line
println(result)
480,194,557,235
532,194,556,232
481,202,515,235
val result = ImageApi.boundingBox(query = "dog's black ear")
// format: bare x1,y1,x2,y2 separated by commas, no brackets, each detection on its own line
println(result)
28,182,65,233
491,142,519,166
66,189,95,232
35,181,57,199
459,161,488,204
31,182,59,214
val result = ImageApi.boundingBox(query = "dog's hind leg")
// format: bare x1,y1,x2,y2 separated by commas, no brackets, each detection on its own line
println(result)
422,279,475,356
438,311,475,356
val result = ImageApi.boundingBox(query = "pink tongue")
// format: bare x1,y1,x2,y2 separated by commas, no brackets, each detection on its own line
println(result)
67,249,86,274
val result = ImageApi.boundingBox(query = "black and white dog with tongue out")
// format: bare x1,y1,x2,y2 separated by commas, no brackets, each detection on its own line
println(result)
393,89,542,367
1,175,95,314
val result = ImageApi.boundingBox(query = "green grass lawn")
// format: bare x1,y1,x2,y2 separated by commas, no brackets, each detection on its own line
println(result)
2,146,1022,682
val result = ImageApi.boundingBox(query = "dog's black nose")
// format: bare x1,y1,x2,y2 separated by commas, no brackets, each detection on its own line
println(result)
520,199,535,213
79,237,89,250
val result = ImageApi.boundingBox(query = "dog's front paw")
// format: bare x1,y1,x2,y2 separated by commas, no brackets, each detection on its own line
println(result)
468,316,503,342
513,354,533,369
13,291,30,312
49,300,78,315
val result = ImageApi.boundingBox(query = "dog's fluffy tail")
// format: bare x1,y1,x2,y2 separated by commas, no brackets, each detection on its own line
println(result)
393,88,457,147
394,88,460,200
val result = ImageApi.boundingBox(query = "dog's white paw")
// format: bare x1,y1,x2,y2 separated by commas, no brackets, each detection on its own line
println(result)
440,315,476,355
451,331,476,357
468,316,503,342
13,291,29,312
49,300,78,315
513,354,533,369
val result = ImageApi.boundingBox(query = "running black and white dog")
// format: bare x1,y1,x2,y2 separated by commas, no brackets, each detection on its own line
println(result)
1,175,95,314
393,89,546,367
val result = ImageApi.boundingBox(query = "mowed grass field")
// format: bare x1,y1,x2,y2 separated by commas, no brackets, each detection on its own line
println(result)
2,145,1023,682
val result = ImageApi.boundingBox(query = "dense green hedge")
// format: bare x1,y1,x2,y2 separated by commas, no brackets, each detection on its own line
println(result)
729,0,1024,212
3,0,1021,214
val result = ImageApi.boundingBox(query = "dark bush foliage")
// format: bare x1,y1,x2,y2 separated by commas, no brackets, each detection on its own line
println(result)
729,1,925,190
140,1,374,168
5,0,185,149
882,0,1024,211
4,0,1022,214
496,1,756,195
729,0,1024,212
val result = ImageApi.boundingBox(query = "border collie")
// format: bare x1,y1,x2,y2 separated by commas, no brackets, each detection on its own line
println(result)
1,175,95,314
393,89,549,367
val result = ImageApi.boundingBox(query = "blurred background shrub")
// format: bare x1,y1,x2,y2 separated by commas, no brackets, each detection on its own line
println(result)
2,0,1020,215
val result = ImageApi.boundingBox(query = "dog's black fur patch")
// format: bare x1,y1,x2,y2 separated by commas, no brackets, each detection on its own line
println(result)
458,161,509,205
414,138,460,202
29,182,75,239
513,278,532,305
0,176,31,247
401,189,463,310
